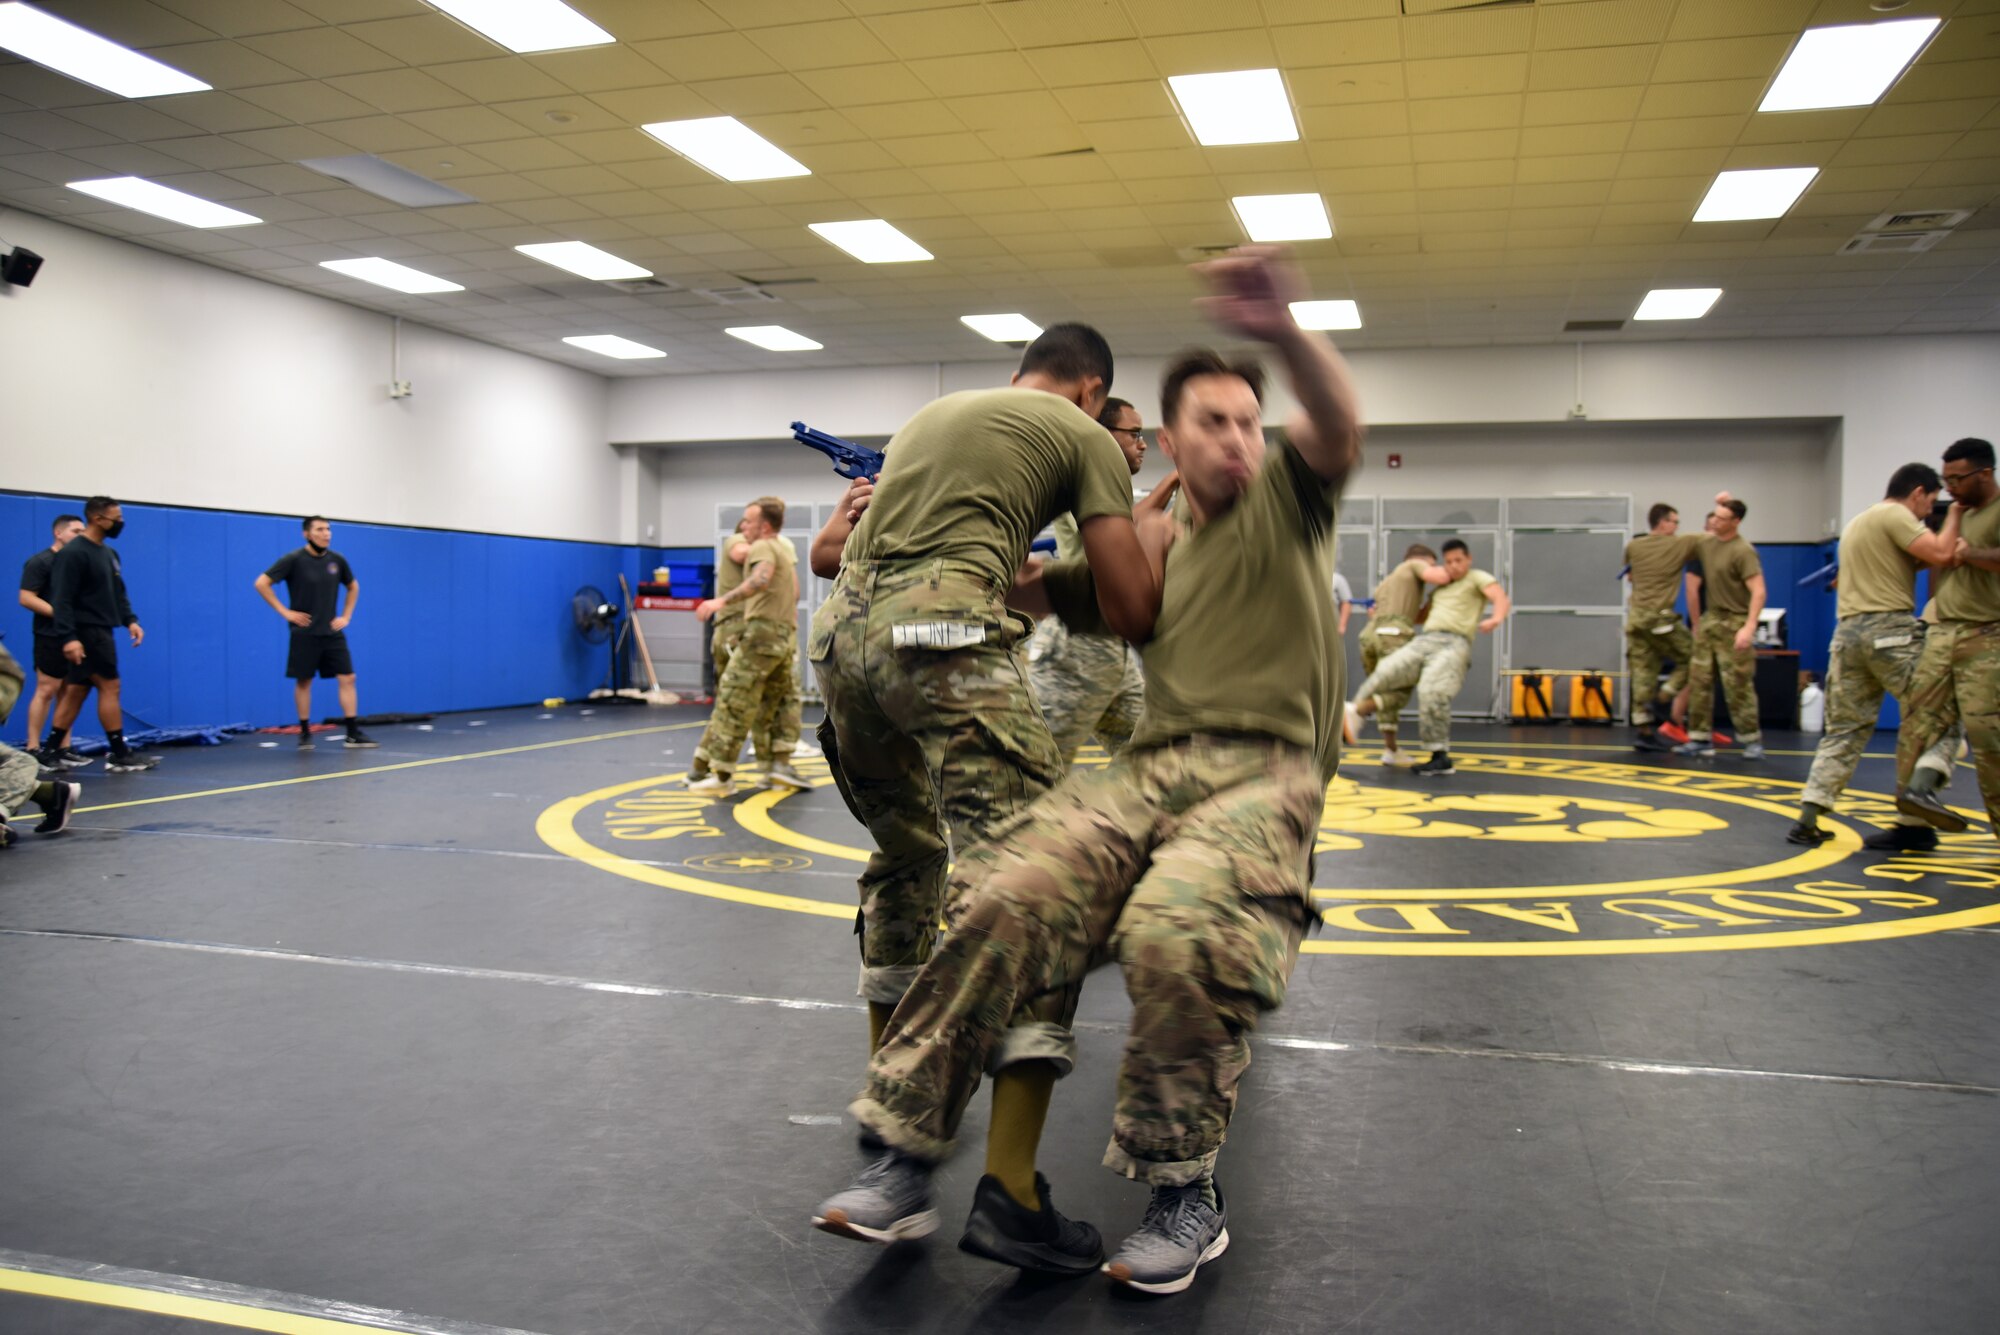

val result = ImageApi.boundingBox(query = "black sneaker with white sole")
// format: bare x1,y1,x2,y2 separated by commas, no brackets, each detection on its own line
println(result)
1785,820,1833,847
35,780,80,835
958,1172,1103,1275
1863,824,1939,853
104,752,159,773
343,730,379,749
1105,1180,1230,1295
812,1151,937,1245
1411,751,1455,777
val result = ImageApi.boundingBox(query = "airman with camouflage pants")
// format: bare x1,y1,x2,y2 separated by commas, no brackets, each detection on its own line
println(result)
851,734,1320,1184
1800,611,1958,814
1625,614,1692,726
1353,629,1469,753
1896,620,2000,834
1357,613,1417,722
1028,613,1143,764
1686,614,1761,747
811,559,1066,1004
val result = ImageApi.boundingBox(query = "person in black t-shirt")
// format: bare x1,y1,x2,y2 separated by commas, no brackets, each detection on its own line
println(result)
16,512,86,765
44,496,158,772
256,516,375,750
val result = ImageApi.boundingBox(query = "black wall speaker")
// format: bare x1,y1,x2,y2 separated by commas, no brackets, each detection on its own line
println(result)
1,246,43,286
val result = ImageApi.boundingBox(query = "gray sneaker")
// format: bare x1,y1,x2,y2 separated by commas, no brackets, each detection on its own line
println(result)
812,1152,937,1245
1741,742,1766,760
764,761,809,791
1672,740,1714,757
1104,1180,1230,1295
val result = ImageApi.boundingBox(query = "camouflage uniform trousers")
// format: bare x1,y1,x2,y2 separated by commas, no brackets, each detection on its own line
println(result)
1357,614,1418,725
693,617,798,777
710,616,769,766
1802,612,1960,812
0,742,38,816
1027,616,1144,764
1686,614,1762,745
1354,630,1470,752
1625,609,1693,726
1894,620,2000,835
850,735,1322,1186
810,559,1065,1004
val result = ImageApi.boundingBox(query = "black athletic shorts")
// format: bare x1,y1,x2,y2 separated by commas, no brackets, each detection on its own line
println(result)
32,634,70,680
63,626,118,684
288,631,354,680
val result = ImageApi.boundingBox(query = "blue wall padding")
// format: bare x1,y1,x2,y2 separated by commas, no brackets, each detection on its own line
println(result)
3,492,639,734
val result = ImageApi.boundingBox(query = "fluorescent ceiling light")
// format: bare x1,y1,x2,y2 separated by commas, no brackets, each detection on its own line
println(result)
960,313,1043,343
0,2,208,98
726,325,822,352
1167,69,1298,146
319,257,464,294
67,176,258,227
1633,288,1723,321
1289,299,1362,331
298,154,475,208
516,241,651,281
809,220,933,264
640,116,810,182
563,334,667,360
1231,193,1332,242
1759,18,1941,112
424,0,612,54
1692,167,1819,221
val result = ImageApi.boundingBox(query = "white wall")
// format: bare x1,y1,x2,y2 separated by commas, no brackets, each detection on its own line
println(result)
0,214,616,543
609,334,2000,539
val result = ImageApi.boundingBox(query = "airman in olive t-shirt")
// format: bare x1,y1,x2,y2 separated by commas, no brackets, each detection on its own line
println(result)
1680,499,1766,756
1624,505,1701,739
1359,545,1442,762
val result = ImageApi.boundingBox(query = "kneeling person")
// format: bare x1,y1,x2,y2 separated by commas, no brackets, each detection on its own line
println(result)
256,517,374,749
813,247,1362,1296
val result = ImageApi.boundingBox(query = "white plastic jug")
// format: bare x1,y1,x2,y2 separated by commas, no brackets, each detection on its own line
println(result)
1800,683,1825,733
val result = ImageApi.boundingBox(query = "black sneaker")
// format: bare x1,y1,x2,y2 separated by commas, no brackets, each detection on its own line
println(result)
1895,788,1968,834
812,1151,937,1244
104,752,159,773
56,747,91,770
957,1173,1103,1275
342,730,379,749
1632,730,1672,753
0,818,14,850
1411,751,1455,777
297,730,315,751
34,780,80,835
858,1125,887,1152
1785,820,1833,847
1864,824,1939,853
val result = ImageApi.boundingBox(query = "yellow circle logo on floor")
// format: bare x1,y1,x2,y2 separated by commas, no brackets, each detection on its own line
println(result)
538,750,1999,957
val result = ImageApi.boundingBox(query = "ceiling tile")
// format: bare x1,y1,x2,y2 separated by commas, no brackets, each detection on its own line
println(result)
242,27,407,77
1527,45,1656,93
908,52,1043,97
1406,55,1530,100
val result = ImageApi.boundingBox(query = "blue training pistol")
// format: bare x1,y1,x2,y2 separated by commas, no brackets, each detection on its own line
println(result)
1798,561,1838,589
791,421,883,481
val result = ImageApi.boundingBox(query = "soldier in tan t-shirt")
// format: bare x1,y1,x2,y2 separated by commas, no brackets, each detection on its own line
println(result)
1360,543,1446,763
1679,497,1767,757
1624,502,1701,749
691,496,806,791
1792,465,1962,850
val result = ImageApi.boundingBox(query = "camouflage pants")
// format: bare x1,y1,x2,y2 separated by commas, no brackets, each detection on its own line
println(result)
851,735,1321,1186
1028,617,1144,764
1358,615,1417,725
0,742,38,816
1802,612,1959,812
711,618,764,765
693,618,797,777
1354,631,1470,752
811,560,1065,1003
1686,614,1762,745
1895,620,2000,834
1625,611,1692,726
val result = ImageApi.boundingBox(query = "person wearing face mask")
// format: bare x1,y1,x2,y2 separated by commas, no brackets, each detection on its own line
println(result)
43,496,157,772
255,516,376,751
813,247,1361,1297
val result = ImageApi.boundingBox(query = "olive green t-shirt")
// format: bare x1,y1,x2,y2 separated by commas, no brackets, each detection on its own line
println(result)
846,387,1133,589
1696,535,1761,617
1372,557,1430,622
1836,500,1926,618
1425,568,1497,639
1936,498,2000,623
714,534,747,624
1044,440,1346,781
741,535,798,625
1625,532,1699,613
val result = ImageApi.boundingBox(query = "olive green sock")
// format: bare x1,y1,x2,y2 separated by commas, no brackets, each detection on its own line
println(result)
986,1061,1058,1211
867,1001,895,1053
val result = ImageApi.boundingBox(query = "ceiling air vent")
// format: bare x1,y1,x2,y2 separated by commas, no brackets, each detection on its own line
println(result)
696,285,782,305
605,278,682,296
1865,208,1970,232
1564,319,1625,333
1840,230,1950,255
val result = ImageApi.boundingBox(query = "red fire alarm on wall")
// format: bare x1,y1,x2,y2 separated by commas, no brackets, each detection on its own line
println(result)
1387,453,1402,469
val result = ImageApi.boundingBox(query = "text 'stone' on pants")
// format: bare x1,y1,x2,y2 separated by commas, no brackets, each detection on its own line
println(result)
810,560,1065,1004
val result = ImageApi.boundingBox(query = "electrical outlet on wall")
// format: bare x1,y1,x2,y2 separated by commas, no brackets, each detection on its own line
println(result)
389,380,413,399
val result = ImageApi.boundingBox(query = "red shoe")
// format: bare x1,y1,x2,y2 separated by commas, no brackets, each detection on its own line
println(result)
1658,722,1688,744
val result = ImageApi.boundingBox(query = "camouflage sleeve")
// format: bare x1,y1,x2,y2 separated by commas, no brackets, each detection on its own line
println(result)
1040,558,1112,636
